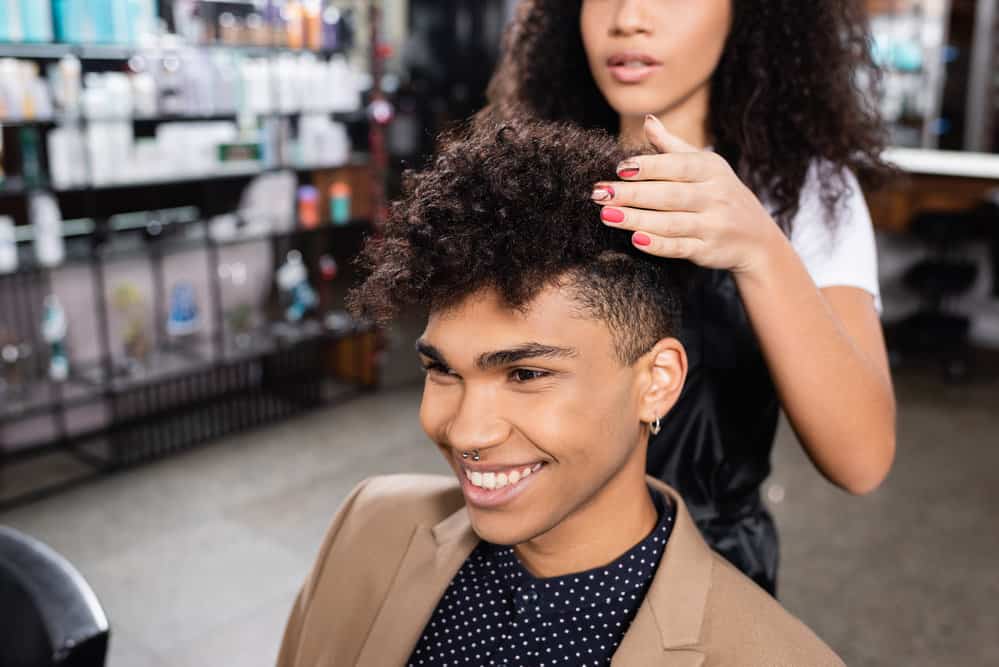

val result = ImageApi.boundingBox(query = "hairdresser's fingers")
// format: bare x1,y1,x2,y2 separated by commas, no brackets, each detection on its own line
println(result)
614,152,718,183
599,207,701,239
643,115,700,154
630,232,705,260
591,180,705,213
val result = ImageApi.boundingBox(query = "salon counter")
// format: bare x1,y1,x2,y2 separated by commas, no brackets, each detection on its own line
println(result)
867,148,999,233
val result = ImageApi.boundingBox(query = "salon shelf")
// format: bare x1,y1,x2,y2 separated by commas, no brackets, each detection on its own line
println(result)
0,41,352,62
32,162,353,195
0,42,74,60
0,218,372,279
0,375,105,424
0,2,387,510
100,347,217,395
1,109,367,130
55,154,368,193
213,218,371,247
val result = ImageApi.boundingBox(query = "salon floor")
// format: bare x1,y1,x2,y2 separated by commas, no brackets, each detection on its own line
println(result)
2,363,998,666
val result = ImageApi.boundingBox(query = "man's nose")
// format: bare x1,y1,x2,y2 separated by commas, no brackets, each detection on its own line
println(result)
445,385,511,454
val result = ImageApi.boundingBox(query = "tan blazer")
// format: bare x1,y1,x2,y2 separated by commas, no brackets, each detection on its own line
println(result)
277,474,844,666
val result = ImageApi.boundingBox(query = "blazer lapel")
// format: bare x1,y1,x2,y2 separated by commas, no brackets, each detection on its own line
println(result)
354,506,479,667
611,480,711,666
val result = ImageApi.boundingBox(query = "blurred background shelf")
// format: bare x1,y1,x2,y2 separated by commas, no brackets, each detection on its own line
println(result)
0,0,389,509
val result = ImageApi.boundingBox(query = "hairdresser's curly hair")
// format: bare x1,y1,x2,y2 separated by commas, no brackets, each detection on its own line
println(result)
484,0,888,230
348,119,689,364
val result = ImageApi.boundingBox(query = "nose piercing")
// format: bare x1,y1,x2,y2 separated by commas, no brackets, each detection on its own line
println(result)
461,450,481,462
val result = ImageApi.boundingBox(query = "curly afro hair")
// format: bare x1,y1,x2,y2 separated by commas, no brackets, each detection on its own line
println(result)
484,0,888,231
347,119,690,364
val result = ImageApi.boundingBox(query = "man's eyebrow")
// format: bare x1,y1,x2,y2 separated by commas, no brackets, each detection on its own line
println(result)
476,344,578,371
415,340,447,366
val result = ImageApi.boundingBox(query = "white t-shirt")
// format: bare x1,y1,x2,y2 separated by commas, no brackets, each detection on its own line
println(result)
780,163,882,312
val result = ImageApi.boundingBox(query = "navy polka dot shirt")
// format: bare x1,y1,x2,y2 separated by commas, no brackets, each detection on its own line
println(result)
407,490,675,666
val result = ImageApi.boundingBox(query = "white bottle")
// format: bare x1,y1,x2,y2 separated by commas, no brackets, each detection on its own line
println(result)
0,215,17,274
30,193,64,267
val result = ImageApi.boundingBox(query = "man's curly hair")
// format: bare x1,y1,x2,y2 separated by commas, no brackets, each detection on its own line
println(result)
347,120,689,364
484,0,888,231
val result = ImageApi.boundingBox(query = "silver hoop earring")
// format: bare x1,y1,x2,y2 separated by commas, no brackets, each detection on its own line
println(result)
649,417,662,436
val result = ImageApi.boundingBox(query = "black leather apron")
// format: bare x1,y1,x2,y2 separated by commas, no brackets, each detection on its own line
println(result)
646,267,781,595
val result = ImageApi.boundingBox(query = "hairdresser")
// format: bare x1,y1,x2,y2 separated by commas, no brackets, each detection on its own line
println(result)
482,0,896,595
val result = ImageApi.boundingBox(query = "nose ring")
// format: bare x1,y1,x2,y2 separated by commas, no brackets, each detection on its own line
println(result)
461,450,481,462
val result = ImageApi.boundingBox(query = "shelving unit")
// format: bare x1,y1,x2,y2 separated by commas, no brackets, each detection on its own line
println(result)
0,1,391,509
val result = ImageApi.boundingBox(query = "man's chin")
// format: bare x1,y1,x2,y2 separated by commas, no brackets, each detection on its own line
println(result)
467,513,532,547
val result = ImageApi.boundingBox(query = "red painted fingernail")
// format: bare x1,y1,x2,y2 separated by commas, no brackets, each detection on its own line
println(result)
591,185,614,202
633,232,652,247
601,208,625,224
617,161,640,178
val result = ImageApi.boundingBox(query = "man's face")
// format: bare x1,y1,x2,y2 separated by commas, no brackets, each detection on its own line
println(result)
417,285,653,546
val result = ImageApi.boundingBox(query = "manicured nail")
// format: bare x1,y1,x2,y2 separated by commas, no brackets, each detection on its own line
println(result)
601,208,625,224
633,232,652,246
617,161,640,178
591,186,614,202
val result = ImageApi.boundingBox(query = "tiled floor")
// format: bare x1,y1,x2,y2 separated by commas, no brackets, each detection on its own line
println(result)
2,369,998,666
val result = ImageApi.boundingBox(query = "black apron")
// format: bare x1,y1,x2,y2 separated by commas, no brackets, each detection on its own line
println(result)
646,267,781,595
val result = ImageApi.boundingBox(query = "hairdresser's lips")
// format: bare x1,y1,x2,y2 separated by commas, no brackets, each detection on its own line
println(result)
455,456,548,510
606,51,664,84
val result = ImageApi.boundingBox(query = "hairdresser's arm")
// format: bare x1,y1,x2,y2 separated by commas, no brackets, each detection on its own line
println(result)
593,116,895,495
735,236,895,494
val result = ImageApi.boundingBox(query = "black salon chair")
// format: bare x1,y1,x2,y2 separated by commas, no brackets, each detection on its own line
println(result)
892,207,987,380
0,526,109,667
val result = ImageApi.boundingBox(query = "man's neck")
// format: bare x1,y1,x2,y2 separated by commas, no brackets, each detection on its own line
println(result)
513,455,658,579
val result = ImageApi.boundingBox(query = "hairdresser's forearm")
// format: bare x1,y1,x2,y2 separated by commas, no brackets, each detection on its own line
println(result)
735,230,896,495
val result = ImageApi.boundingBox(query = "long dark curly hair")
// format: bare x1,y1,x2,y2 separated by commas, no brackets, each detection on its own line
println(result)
348,119,689,363
484,0,888,230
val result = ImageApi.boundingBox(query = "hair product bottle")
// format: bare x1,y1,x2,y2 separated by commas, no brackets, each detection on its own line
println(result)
30,193,65,267
0,216,17,274
329,181,351,225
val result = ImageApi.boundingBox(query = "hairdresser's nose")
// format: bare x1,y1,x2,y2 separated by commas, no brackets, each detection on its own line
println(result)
445,384,511,456
611,0,652,37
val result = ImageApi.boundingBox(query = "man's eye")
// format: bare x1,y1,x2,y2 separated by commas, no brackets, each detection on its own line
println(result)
511,369,549,383
422,362,454,376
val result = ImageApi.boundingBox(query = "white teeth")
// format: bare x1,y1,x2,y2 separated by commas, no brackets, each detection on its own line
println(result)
464,464,544,490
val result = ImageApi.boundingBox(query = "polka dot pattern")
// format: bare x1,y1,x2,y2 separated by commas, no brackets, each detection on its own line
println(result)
406,491,675,667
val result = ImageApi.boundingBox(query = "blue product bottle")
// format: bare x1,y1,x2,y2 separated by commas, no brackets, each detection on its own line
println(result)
53,0,87,43
52,0,72,42
0,2,11,42
167,282,200,337
90,0,116,44
42,295,69,382
123,0,156,45
20,0,54,42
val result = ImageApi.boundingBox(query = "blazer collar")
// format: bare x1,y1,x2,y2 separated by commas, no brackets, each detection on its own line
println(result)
612,478,711,665
353,507,479,667
356,479,710,666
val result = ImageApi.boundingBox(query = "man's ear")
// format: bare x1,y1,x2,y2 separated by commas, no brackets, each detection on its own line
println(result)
637,338,687,426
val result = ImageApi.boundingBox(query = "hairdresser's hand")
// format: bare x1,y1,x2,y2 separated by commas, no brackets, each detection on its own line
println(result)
592,114,784,276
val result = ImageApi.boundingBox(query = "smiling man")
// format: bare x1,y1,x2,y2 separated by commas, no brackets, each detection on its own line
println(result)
276,120,844,667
